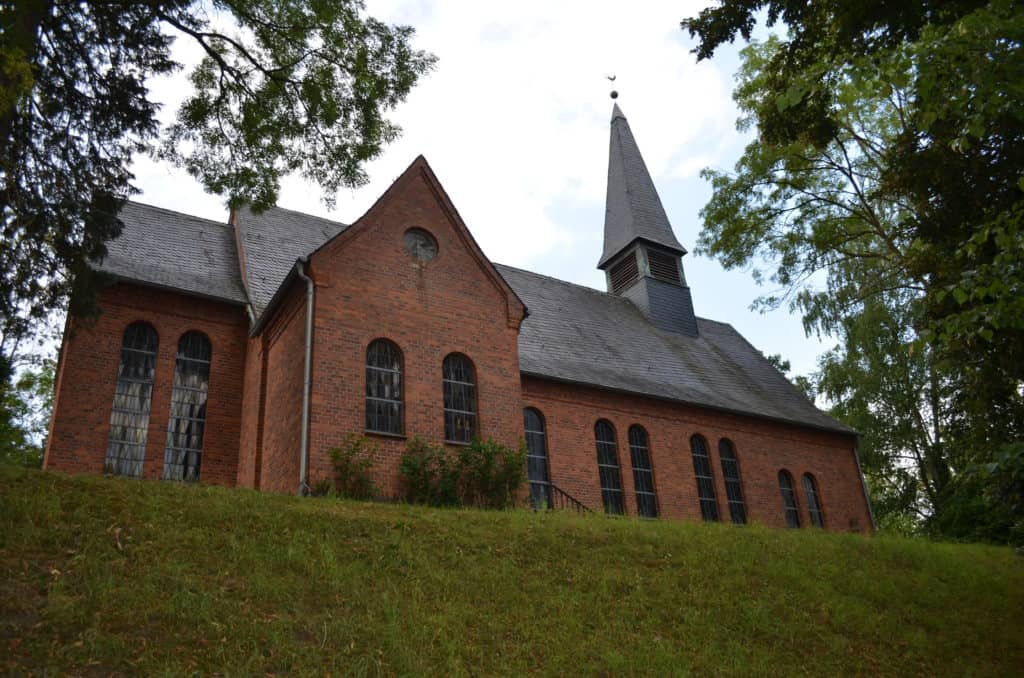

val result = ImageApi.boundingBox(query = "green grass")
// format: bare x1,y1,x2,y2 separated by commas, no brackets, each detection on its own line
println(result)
1,466,1022,676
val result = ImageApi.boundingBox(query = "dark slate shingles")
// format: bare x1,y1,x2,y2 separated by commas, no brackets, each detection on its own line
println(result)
96,201,247,305
599,104,686,268
234,206,348,315
495,263,852,434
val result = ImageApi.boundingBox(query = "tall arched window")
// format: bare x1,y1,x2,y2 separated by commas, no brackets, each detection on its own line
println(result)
595,420,624,515
803,473,825,528
366,339,403,435
163,331,211,482
628,425,657,518
524,408,551,509
718,439,746,525
443,353,476,443
690,435,719,521
779,470,801,528
105,322,158,478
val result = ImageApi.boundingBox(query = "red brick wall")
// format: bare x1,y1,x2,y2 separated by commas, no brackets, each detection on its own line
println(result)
522,376,872,532
258,285,307,494
302,160,526,497
45,282,247,486
236,333,264,489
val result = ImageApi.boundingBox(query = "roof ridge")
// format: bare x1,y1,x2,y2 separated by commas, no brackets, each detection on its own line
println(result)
124,200,231,229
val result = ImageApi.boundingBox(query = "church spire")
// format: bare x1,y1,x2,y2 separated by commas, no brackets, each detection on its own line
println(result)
598,103,685,269
598,101,698,337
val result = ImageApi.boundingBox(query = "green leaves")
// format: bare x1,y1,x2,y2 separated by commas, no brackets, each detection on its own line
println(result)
683,1,1024,541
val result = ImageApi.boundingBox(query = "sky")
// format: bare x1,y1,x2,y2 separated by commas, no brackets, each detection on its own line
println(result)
130,0,834,377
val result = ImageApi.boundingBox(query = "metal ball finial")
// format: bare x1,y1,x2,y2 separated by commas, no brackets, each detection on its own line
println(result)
607,74,618,99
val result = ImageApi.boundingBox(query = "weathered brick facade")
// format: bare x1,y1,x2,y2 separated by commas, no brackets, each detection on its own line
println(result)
45,283,247,486
45,153,873,532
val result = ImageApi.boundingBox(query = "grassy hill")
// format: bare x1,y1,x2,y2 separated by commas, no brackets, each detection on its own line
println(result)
1,466,1022,676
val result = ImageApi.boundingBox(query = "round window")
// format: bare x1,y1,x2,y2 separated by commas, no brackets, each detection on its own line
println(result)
403,228,438,261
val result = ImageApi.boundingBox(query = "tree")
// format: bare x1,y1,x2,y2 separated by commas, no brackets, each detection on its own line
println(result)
681,2,1024,540
1,0,435,360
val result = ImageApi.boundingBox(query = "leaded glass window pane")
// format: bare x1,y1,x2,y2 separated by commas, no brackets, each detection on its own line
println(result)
718,439,747,525
595,420,623,515
803,473,825,528
628,425,657,518
443,353,476,443
366,339,403,434
690,435,719,521
524,408,551,509
163,332,211,482
779,471,801,528
105,322,158,478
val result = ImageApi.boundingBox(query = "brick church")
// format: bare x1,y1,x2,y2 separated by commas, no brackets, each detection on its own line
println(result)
45,103,874,531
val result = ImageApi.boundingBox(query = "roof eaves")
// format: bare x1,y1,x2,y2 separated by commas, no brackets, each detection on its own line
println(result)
521,370,857,436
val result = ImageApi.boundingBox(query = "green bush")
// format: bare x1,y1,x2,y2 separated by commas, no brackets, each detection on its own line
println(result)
327,434,378,500
456,438,526,510
398,436,459,506
399,436,525,509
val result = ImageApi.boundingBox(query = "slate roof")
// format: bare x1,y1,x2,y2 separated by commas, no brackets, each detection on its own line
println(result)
96,193,850,435
95,201,247,305
233,206,348,314
598,104,686,268
495,264,852,434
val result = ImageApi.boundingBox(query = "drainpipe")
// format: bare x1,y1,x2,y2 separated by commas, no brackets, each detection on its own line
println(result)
296,261,314,496
853,436,877,532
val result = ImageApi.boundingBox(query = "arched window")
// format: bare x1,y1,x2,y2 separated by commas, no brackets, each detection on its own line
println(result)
365,339,403,435
690,435,719,521
163,331,211,482
718,439,746,525
524,408,551,509
779,470,801,528
105,322,158,478
803,473,825,528
442,353,476,443
628,425,657,518
595,420,624,515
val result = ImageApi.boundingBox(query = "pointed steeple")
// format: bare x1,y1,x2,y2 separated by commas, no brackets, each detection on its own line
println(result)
598,102,698,337
598,103,685,269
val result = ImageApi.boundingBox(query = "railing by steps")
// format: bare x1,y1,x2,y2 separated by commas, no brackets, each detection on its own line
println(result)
531,483,591,514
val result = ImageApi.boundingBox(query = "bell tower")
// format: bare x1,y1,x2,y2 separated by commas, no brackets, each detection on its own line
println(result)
598,103,698,336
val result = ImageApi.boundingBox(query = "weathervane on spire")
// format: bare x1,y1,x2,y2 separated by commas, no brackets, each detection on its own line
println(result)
607,74,618,99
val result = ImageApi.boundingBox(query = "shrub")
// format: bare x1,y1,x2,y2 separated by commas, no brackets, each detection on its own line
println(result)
456,438,526,510
399,436,526,510
399,436,459,506
327,434,378,500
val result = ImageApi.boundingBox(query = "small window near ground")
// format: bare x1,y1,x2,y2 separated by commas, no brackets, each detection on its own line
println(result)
779,470,801,528
595,420,624,515
690,435,719,521
628,425,657,518
718,439,746,525
524,408,551,509
803,473,825,528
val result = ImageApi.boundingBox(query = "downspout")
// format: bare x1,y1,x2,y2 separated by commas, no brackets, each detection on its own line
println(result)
296,261,315,496
853,436,877,532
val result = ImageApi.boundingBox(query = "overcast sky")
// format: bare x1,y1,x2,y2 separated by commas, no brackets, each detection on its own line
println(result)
130,0,833,377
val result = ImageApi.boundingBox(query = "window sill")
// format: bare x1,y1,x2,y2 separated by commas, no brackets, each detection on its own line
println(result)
444,440,472,447
364,430,407,441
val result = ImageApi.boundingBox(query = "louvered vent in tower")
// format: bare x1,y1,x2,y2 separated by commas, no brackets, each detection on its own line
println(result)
647,249,681,285
609,253,640,294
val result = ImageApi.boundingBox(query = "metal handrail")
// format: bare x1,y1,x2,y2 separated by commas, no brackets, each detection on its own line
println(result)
541,483,591,514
